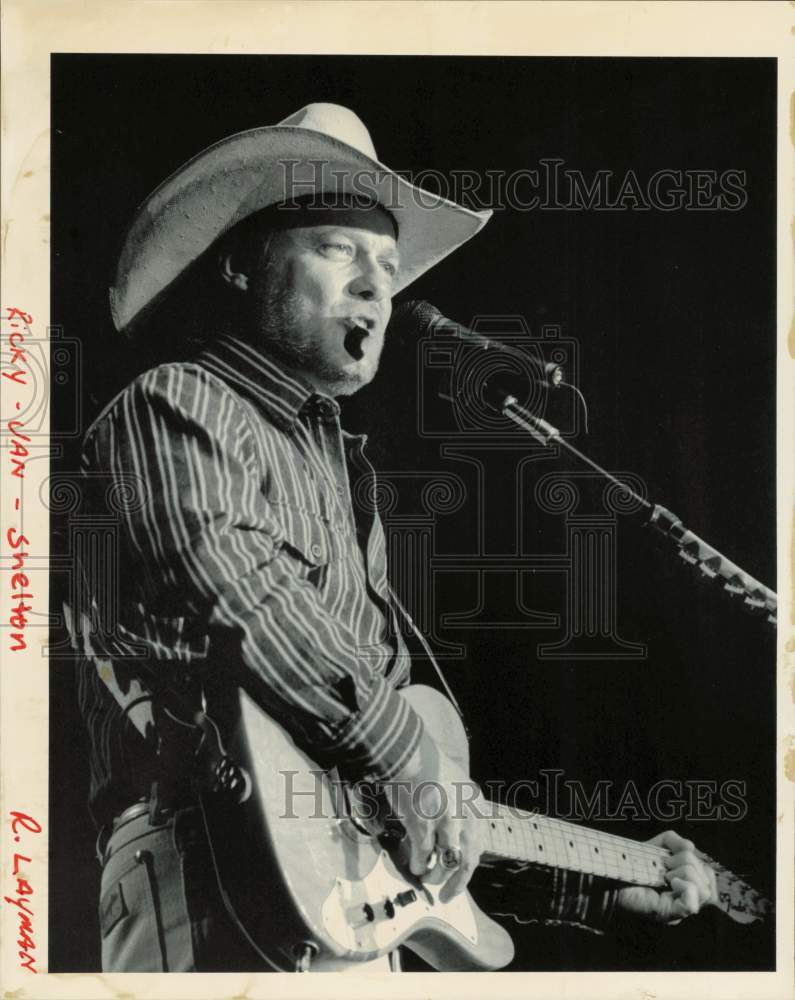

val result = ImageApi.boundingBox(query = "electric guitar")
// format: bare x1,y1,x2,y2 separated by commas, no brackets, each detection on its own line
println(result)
196,684,772,972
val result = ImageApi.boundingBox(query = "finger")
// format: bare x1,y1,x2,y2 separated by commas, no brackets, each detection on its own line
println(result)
647,829,695,854
669,876,701,919
664,849,701,870
664,852,712,893
662,849,706,892
408,821,436,876
438,831,479,903
437,843,463,872
663,848,691,867
439,852,476,903
703,861,718,905
434,823,464,876
663,847,718,908
665,864,711,904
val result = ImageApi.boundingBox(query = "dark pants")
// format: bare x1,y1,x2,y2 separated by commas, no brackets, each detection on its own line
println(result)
98,805,264,972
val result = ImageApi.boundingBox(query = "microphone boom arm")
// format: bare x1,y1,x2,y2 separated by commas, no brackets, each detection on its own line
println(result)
501,395,777,627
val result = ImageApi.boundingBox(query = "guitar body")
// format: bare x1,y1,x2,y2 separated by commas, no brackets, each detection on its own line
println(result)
200,684,515,971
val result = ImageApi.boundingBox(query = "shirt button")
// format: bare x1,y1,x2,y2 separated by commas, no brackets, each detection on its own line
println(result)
310,542,323,558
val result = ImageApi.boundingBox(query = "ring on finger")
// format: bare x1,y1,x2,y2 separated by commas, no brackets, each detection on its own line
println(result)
439,845,463,870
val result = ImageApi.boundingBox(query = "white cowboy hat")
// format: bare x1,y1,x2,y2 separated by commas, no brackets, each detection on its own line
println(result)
109,102,493,333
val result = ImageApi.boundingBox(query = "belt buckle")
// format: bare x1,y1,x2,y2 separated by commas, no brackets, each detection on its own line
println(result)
97,798,150,865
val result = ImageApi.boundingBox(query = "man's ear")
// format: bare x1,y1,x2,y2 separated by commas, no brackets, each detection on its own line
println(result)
218,251,250,292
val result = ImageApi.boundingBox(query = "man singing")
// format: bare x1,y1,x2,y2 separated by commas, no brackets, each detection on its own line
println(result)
74,103,718,972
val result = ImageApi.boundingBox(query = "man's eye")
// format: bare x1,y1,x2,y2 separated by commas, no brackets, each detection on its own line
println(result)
381,260,398,276
321,242,354,257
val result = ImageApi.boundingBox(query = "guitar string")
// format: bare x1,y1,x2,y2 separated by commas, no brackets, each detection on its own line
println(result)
490,801,673,858
486,804,671,861
482,839,665,884
484,830,667,869
483,833,658,868
482,806,670,879
482,835,662,871
488,804,671,860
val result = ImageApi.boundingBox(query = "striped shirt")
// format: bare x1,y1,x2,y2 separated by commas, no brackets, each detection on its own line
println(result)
77,332,422,826
76,330,619,933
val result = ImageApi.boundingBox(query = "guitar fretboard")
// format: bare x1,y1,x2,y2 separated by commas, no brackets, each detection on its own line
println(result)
481,803,668,888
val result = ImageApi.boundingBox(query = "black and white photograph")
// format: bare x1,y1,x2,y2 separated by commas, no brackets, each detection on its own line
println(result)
1,3,792,997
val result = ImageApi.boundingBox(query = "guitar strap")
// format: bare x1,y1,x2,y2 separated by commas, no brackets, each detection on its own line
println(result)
387,584,470,739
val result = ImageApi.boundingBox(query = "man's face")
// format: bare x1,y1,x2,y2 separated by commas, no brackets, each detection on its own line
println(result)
244,206,399,396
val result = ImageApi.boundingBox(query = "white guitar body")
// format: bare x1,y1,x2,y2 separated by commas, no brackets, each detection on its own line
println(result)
201,684,514,971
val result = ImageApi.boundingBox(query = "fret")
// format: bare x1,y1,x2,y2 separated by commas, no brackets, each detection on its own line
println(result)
481,802,668,888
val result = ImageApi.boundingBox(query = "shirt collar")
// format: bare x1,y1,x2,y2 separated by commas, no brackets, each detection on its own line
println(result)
197,332,341,430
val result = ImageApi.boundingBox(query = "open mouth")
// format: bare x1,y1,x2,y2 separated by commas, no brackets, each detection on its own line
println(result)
343,323,369,361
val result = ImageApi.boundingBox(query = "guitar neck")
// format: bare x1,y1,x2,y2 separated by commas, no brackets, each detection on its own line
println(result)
481,802,668,888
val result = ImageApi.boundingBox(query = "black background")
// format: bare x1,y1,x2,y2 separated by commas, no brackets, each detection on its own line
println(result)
50,55,776,971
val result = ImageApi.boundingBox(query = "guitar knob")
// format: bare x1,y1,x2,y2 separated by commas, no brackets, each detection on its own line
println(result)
293,941,318,972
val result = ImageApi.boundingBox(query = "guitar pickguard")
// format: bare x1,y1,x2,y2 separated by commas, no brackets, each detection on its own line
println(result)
320,849,479,957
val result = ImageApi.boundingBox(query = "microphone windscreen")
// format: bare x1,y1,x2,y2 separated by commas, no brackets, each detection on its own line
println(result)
388,300,441,341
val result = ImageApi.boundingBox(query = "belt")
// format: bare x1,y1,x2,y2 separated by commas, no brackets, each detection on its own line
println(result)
96,792,199,864
116,799,150,825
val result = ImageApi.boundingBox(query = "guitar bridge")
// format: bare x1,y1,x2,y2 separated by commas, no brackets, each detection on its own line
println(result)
321,850,477,956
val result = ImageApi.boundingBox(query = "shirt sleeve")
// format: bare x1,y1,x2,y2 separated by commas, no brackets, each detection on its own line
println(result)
83,363,424,783
472,859,620,934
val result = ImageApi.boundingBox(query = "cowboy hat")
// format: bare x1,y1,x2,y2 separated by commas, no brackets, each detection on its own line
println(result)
109,102,493,333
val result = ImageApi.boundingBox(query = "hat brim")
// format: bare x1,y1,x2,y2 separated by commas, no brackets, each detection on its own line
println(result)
110,125,492,333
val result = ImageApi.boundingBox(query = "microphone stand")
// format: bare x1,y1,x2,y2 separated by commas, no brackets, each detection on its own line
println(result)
500,393,777,628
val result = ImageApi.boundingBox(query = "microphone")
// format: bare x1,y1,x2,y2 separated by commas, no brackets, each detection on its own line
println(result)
388,300,564,388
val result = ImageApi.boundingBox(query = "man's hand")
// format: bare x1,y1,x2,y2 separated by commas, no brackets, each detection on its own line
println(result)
379,729,485,904
616,830,719,924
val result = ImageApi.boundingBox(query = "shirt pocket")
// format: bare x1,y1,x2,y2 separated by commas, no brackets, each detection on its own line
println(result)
268,501,342,583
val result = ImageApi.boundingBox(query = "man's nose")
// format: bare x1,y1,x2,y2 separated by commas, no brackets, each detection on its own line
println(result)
347,256,391,301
